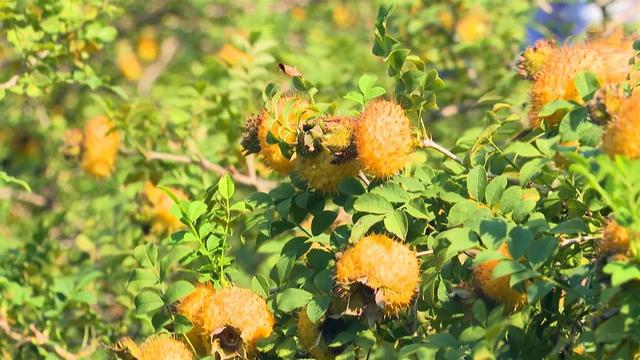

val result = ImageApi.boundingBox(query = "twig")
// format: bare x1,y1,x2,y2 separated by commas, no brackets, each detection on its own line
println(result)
0,187,47,207
416,250,434,257
560,235,600,247
138,37,180,95
139,150,276,191
357,171,370,186
0,75,19,90
420,138,464,165
0,313,96,359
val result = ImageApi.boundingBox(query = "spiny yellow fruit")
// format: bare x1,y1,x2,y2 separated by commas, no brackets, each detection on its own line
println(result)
516,39,556,80
217,44,250,66
198,287,274,358
296,116,361,193
602,94,640,159
297,151,361,193
600,220,631,255
437,9,454,32
139,334,193,360
177,283,215,355
474,243,526,311
141,182,186,235
81,116,120,178
257,96,315,175
455,9,491,44
116,41,143,81
114,336,143,360
335,234,420,317
297,308,335,360
137,28,159,62
355,100,413,178
529,35,635,127
332,4,353,29
588,84,627,124
291,6,306,21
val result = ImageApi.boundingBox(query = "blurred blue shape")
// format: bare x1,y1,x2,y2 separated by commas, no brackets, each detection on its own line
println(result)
527,0,602,44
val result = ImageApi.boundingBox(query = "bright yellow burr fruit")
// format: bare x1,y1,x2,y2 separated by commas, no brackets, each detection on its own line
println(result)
138,334,193,360
137,27,159,62
116,41,143,81
602,93,640,159
528,34,635,127
335,234,420,318
474,243,526,311
81,116,120,178
354,100,413,178
516,39,556,80
455,9,491,44
141,182,186,235
256,96,315,175
176,283,216,355
332,4,353,29
600,220,631,255
297,308,336,360
217,44,250,66
114,336,143,360
296,116,361,193
198,287,274,359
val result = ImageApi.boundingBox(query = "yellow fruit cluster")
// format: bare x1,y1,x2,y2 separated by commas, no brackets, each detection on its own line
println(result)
522,33,635,127
455,9,491,44
296,116,361,193
602,93,640,159
137,28,159,62
474,243,526,311
600,220,631,255
116,334,193,360
178,285,274,359
140,182,186,235
258,96,316,174
81,116,120,178
355,100,414,178
117,41,143,81
242,97,416,191
335,234,420,317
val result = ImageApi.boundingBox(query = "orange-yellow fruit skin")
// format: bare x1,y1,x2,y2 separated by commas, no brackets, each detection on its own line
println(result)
474,244,526,310
297,152,360,193
332,4,353,29
115,336,143,359
116,41,143,81
258,97,314,175
297,308,334,360
600,220,631,255
602,94,640,159
217,44,250,66
198,287,274,357
177,283,215,355
529,35,635,127
455,9,491,44
141,182,186,235
139,334,193,360
355,100,413,178
81,116,120,178
335,234,420,316
137,30,159,62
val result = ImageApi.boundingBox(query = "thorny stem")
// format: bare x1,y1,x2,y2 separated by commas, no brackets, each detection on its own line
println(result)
358,171,371,186
416,250,434,257
420,138,464,165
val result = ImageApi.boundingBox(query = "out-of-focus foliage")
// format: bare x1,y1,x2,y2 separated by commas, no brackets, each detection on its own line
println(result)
1,0,640,359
